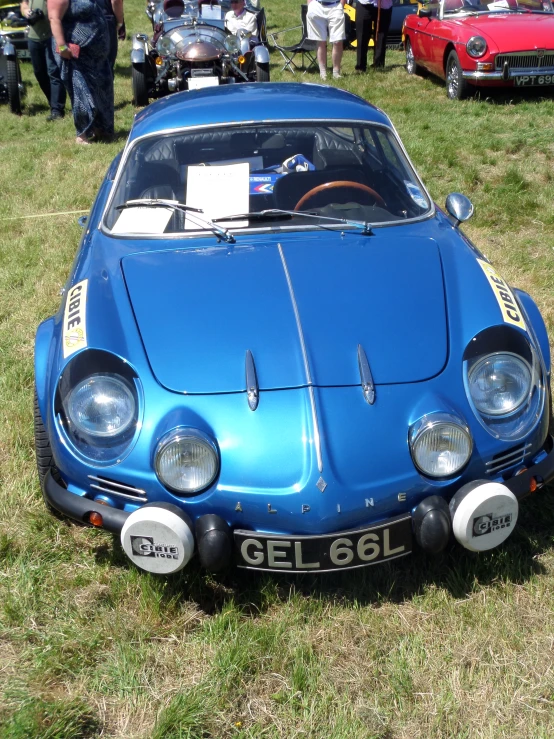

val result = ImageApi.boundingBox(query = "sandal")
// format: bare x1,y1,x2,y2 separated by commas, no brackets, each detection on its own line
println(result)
75,134,91,145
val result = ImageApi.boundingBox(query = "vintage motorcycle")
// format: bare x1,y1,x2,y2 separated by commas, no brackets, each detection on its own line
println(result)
131,0,270,106
0,30,23,114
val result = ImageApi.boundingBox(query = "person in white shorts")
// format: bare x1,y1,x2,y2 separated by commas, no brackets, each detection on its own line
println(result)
306,0,346,80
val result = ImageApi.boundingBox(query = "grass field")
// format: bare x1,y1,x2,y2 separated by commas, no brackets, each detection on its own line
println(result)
1,1,554,736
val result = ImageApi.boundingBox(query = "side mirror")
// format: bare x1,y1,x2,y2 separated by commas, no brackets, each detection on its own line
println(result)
417,6,433,16
78,215,88,228
445,192,474,227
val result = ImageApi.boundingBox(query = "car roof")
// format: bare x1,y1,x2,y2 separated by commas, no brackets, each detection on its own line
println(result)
129,82,392,141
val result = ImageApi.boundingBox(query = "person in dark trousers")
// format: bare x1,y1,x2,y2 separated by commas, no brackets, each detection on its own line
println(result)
98,0,125,73
49,0,114,144
20,0,66,119
354,0,392,72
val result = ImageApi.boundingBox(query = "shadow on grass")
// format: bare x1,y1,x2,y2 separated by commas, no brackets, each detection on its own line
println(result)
24,103,51,116
424,71,554,105
93,485,554,616
115,62,132,79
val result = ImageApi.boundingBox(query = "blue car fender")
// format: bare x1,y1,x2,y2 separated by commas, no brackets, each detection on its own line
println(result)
35,317,55,420
514,288,551,375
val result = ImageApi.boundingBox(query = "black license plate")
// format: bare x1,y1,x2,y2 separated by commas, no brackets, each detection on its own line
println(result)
514,74,554,87
234,515,412,573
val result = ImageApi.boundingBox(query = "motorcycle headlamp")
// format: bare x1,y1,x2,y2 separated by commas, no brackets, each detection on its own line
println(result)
224,35,240,54
157,35,175,55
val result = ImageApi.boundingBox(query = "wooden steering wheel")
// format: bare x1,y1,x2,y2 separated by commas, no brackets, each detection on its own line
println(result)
294,180,387,211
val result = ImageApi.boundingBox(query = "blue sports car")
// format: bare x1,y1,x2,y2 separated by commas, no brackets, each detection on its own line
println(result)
35,83,554,575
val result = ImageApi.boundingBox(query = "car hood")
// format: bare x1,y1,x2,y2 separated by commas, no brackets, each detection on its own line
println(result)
121,235,447,393
455,14,554,50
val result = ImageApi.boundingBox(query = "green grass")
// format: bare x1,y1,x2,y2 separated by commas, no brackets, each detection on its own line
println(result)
1,1,554,736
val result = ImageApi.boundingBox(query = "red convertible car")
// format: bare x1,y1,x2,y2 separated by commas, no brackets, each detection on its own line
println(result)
403,0,554,99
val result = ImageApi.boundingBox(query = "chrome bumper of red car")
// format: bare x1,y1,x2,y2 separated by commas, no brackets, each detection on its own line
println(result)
463,68,554,82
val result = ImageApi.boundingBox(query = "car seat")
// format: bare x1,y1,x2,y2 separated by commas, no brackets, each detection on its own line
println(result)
137,163,183,201
163,0,185,19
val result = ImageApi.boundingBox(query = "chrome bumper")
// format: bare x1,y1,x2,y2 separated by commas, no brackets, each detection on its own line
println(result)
463,67,554,81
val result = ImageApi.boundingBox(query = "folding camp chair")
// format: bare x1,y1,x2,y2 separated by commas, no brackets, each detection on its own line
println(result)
268,4,318,74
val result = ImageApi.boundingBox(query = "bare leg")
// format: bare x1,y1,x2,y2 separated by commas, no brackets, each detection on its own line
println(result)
317,41,327,78
332,41,343,76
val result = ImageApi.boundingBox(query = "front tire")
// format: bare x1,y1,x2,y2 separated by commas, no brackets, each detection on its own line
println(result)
6,57,22,115
255,61,270,82
132,62,149,106
446,50,469,100
34,389,59,496
405,39,423,76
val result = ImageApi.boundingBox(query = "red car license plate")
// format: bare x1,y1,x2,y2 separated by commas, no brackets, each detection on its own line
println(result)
234,515,412,573
515,74,554,87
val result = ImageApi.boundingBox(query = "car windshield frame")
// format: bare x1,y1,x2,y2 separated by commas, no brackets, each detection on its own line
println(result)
102,119,435,239
440,0,553,16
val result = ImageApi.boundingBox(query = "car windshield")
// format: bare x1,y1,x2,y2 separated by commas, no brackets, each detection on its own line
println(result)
443,0,553,13
104,122,432,236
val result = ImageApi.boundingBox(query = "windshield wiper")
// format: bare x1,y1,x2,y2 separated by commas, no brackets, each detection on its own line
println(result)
115,198,236,243
212,209,373,235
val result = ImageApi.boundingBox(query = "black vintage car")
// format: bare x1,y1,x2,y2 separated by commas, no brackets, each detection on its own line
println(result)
131,0,269,106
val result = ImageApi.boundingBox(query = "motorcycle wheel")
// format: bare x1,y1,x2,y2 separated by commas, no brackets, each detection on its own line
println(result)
6,57,22,115
132,62,149,106
255,62,270,82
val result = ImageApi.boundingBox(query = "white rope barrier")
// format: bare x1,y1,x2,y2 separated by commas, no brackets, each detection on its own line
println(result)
0,210,89,221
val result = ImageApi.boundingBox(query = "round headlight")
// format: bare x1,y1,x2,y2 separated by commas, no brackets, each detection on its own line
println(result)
157,35,175,55
411,414,472,478
224,34,240,54
66,374,136,438
466,36,487,58
468,353,531,417
155,429,219,494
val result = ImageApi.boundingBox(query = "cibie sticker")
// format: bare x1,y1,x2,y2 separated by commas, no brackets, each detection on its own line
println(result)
476,259,526,331
63,279,88,358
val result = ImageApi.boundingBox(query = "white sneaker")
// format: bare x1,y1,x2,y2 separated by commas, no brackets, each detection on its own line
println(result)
333,69,342,79
319,68,327,80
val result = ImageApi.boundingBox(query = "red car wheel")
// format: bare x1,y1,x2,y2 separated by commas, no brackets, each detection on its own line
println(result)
446,50,469,101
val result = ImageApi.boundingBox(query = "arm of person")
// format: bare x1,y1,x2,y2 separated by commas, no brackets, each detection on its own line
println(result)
20,0,30,19
48,0,72,58
111,0,126,38
244,10,258,35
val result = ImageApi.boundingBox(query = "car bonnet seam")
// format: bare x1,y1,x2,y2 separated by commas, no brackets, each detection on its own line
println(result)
277,243,323,474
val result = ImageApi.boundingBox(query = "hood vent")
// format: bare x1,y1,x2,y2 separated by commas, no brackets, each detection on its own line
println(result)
88,475,147,502
485,443,532,476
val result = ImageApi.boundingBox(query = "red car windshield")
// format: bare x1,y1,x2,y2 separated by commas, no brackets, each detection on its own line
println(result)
443,0,553,13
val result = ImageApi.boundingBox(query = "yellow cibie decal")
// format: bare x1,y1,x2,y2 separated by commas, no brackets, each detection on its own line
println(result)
63,279,88,358
476,259,526,331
